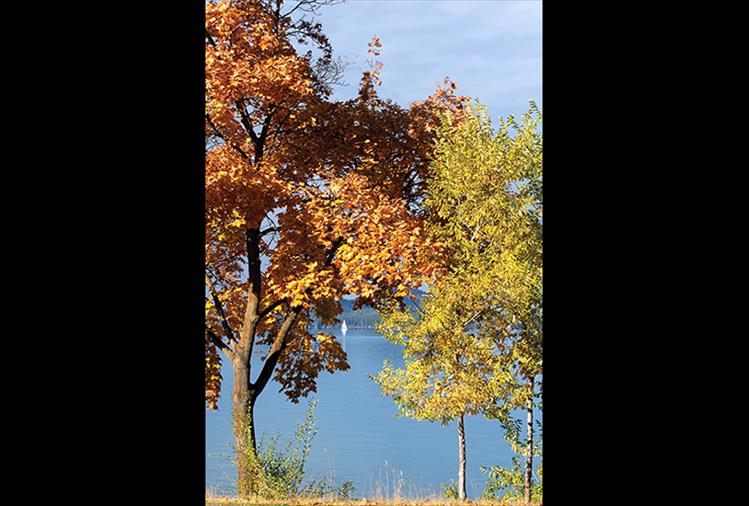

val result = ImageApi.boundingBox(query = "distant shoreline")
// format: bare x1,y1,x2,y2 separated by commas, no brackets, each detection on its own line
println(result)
313,326,375,331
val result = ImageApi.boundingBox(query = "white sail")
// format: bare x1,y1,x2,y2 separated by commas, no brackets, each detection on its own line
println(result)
341,319,348,336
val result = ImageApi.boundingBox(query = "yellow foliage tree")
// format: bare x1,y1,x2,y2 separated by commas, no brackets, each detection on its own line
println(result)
374,102,542,502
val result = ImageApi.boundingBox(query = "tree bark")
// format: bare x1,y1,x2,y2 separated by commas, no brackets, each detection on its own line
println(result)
233,228,263,497
233,357,260,497
524,376,534,504
457,414,467,501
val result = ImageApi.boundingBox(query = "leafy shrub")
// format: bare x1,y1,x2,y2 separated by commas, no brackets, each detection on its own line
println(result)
252,399,317,499
239,399,356,500
441,481,459,500
481,457,542,502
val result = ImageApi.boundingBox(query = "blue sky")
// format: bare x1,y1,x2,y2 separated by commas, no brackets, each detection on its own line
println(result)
316,0,542,120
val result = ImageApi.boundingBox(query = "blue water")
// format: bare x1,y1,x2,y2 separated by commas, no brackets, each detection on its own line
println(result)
206,328,539,499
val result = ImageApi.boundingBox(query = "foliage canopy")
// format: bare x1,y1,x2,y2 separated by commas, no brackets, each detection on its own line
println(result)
374,102,543,424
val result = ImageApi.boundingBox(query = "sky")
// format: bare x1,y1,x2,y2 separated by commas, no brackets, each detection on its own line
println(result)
314,0,542,120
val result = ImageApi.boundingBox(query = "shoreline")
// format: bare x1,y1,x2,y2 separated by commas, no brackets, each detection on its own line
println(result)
206,497,540,506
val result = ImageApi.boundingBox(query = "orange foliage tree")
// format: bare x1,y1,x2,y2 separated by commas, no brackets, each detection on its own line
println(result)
205,0,467,495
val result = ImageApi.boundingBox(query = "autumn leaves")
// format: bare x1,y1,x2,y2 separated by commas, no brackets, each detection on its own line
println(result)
205,0,540,500
206,0,465,409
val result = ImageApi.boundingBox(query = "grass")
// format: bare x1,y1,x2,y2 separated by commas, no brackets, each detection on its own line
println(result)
205,495,542,506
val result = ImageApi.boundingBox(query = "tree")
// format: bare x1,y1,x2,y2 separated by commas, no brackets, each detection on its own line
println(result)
375,280,506,501
373,103,542,502
205,0,467,496
458,105,541,504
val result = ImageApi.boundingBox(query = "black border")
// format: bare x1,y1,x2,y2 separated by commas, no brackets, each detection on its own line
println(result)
62,1,207,503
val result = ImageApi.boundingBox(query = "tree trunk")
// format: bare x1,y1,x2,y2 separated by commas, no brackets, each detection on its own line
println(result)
457,414,467,501
524,376,534,504
233,357,260,497
224,230,340,498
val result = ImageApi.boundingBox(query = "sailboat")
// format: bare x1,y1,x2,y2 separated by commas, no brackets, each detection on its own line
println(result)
341,319,348,352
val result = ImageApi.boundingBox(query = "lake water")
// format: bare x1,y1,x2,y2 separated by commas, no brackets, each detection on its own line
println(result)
206,328,540,499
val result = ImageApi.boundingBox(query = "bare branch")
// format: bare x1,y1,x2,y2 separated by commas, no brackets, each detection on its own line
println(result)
207,328,234,359
260,226,279,236
206,275,239,344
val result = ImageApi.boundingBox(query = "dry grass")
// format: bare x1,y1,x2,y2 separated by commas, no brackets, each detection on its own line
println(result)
205,494,541,506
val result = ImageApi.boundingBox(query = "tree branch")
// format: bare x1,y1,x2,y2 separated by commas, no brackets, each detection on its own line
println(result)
260,226,279,236
250,236,344,395
235,99,260,147
206,29,218,49
258,297,288,319
206,275,239,344
259,108,274,147
206,113,251,161
207,328,234,359
254,107,276,163
251,306,302,396
239,228,263,360
462,308,484,330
